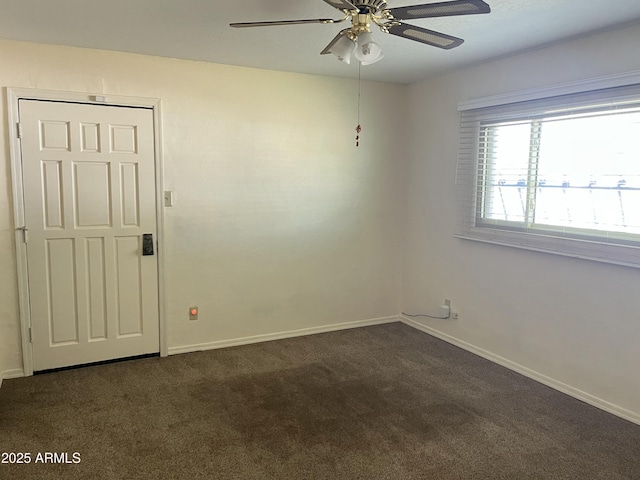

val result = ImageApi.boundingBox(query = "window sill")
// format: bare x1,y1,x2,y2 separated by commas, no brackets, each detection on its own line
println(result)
454,231,640,269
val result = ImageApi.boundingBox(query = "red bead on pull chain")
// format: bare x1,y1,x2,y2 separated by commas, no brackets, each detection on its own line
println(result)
355,124,362,147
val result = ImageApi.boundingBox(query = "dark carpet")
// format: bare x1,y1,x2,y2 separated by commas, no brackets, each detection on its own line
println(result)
1,322,639,479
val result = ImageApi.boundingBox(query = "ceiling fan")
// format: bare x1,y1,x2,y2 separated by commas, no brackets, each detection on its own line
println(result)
231,0,491,65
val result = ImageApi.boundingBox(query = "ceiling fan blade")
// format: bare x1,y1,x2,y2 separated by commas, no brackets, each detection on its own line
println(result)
322,0,358,11
388,0,490,20
385,23,464,49
230,18,336,28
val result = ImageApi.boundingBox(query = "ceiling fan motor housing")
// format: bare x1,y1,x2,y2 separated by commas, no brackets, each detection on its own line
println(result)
353,0,388,14
350,0,388,35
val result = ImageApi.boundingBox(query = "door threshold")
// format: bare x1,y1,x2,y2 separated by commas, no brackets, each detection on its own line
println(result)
34,353,160,375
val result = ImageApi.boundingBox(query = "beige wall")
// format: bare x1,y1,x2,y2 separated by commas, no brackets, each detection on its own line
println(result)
402,23,640,421
0,39,404,376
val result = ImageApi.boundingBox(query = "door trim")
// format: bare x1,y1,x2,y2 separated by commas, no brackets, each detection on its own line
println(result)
6,87,168,376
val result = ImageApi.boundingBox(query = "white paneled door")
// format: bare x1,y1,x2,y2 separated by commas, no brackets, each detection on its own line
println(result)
19,100,159,371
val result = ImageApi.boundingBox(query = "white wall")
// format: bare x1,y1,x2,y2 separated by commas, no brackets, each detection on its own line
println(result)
0,39,404,376
3,20,640,425
402,23,640,421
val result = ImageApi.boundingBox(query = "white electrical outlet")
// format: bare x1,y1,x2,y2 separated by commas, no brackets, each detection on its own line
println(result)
443,299,453,319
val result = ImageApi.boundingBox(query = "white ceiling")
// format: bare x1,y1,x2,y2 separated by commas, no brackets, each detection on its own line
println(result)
1,0,640,85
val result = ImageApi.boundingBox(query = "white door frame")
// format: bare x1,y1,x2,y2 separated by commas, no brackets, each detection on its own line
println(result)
7,87,168,376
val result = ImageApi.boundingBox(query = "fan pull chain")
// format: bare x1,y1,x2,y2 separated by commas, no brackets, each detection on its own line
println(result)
356,62,362,147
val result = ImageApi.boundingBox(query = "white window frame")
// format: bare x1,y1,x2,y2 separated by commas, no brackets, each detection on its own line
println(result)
455,71,640,269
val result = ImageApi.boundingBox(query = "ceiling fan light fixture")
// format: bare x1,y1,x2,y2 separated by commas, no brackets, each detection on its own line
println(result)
359,48,384,65
354,31,384,65
329,34,356,64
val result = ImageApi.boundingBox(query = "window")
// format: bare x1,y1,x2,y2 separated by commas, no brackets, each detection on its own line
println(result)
456,80,640,268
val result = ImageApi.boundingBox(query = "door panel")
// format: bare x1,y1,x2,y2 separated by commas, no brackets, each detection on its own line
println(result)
19,100,159,371
46,238,78,345
86,237,107,341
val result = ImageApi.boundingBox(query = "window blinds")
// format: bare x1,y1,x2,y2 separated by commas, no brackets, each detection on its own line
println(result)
456,83,640,268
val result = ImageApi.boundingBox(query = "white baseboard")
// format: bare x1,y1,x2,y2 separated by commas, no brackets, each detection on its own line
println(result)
401,316,640,426
168,316,400,356
0,368,25,388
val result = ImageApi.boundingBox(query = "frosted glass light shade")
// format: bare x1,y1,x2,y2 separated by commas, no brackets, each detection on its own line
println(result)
354,32,384,65
329,35,356,64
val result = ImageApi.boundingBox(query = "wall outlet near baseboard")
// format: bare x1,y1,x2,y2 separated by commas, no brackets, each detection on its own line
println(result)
444,299,458,319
